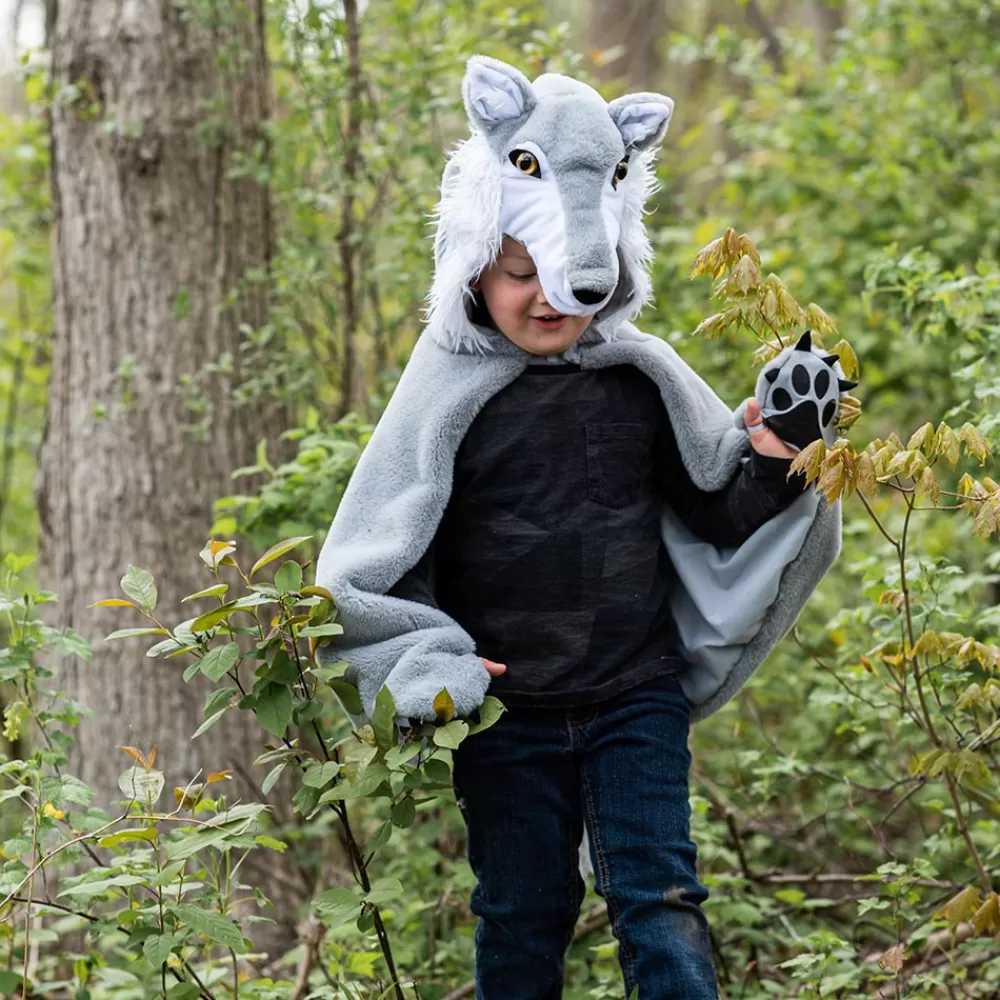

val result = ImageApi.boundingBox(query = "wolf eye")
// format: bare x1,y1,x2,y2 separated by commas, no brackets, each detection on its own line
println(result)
509,149,541,178
612,158,629,188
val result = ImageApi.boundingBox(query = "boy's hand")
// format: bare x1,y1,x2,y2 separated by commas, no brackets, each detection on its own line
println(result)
744,398,797,460
481,658,507,677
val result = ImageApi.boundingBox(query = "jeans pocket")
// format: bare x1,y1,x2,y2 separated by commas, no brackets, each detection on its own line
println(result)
585,421,652,510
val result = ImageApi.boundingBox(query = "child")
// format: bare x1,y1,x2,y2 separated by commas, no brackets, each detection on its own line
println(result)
316,56,845,999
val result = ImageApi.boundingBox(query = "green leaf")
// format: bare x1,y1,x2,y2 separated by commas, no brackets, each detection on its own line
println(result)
320,762,390,801
200,643,240,682
365,876,403,905
146,637,190,658
372,687,397,749
313,887,364,928
105,627,169,641
182,583,229,602
298,623,345,637
143,932,177,968
121,565,157,611
59,873,145,899
97,827,158,848
431,720,469,750
262,762,286,795
261,648,298,685
274,560,303,593
368,820,393,854
385,742,423,770
774,888,806,906
255,683,293,737
254,835,288,852
190,600,241,632
118,766,164,805
312,660,349,683
467,696,506,735
167,983,200,1000
191,708,229,740
421,758,451,785
249,536,313,580
170,904,246,953
0,973,23,995
390,798,416,828
330,679,363,716
302,761,340,788
203,687,236,718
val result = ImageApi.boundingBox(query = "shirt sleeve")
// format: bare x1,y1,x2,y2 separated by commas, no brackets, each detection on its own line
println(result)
653,409,808,548
386,544,438,607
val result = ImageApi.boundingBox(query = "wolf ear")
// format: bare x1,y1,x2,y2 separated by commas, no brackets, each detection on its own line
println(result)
463,56,536,133
607,92,674,151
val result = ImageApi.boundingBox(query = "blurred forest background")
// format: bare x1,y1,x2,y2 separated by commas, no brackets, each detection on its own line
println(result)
2,0,1000,997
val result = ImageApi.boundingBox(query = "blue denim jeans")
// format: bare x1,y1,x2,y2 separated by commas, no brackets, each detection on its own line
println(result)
452,674,717,1000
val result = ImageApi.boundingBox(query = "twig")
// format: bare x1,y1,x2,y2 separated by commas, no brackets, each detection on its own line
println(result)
0,813,127,908
290,915,324,1000
8,896,98,921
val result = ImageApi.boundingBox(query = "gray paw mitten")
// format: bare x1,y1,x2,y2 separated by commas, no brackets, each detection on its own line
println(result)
754,330,858,451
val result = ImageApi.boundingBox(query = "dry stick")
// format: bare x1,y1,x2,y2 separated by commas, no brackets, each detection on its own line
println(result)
290,916,324,1000
336,0,363,419
859,485,991,886
0,297,26,543
897,494,992,893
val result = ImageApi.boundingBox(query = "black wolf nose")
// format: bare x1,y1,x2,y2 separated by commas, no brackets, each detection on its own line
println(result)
572,287,607,306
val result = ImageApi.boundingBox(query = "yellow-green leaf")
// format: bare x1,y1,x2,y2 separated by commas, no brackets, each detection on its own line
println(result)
935,886,983,929
790,438,826,483
98,827,158,848
433,688,455,725
958,422,990,464
106,627,169,641
936,423,961,468
89,599,138,609
806,303,838,336
732,254,761,294
906,422,936,454
830,338,859,378
181,584,229,603
249,536,314,580
973,893,1000,935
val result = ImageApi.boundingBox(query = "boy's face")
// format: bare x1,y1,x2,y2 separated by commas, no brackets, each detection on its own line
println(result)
473,237,593,355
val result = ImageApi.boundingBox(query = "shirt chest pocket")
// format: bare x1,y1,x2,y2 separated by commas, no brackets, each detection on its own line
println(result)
585,421,653,510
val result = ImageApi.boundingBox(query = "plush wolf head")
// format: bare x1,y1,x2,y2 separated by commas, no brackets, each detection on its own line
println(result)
425,56,674,354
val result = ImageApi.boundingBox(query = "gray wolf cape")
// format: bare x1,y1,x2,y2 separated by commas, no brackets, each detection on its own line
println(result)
314,57,842,723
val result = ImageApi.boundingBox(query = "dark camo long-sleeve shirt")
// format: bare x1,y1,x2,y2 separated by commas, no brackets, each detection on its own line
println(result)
388,361,806,707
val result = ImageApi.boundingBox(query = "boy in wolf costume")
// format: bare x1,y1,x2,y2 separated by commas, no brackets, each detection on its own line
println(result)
316,56,848,999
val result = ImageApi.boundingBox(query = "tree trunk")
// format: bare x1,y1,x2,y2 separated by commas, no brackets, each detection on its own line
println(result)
588,0,667,87
38,0,303,955
808,1,845,61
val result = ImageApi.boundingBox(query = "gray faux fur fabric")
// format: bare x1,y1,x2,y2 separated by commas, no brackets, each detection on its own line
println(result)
314,55,841,723
314,324,841,723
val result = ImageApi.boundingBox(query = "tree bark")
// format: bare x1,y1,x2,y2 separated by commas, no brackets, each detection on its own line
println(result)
588,0,667,87
38,0,302,954
808,1,845,61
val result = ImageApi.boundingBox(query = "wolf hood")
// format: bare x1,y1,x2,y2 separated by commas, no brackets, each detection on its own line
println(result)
314,56,842,723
